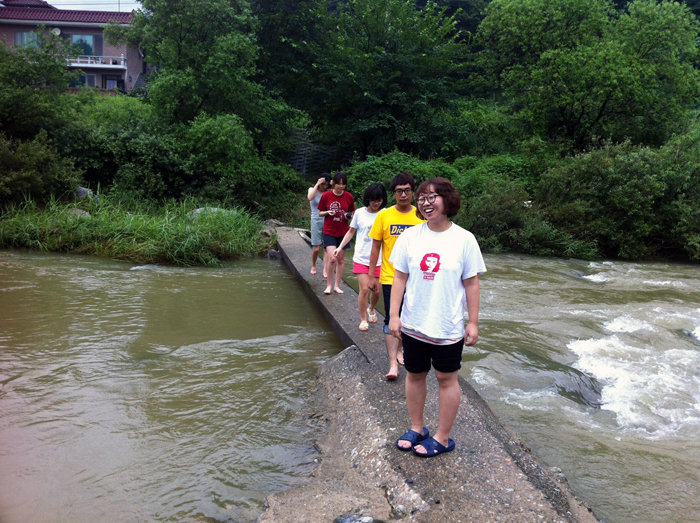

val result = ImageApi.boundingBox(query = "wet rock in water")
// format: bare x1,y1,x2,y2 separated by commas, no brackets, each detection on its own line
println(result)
74,186,100,203
267,249,281,260
674,329,700,344
518,348,603,408
334,516,375,523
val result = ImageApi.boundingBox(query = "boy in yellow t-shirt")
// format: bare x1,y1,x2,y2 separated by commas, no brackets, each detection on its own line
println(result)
368,172,424,380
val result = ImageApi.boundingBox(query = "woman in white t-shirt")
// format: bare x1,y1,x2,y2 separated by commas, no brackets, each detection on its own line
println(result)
333,183,387,331
389,177,486,458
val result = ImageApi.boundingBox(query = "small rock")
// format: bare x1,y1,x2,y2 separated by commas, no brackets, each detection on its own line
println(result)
69,208,90,218
74,186,100,203
267,249,281,260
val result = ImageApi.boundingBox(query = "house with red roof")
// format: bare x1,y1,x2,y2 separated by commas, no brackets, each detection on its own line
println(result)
0,0,145,91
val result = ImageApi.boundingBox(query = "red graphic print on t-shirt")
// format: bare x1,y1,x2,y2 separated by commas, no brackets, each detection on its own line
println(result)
420,252,440,280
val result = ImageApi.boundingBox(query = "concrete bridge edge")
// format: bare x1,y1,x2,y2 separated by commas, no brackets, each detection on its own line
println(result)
257,227,598,523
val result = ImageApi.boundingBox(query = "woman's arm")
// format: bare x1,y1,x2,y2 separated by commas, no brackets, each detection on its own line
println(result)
367,239,382,292
389,270,409,340
307,177,326,201
463,275,480,346
317,192,332,217
333,227,356,257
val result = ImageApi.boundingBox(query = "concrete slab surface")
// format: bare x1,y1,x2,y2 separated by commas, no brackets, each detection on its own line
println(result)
257,227,598,523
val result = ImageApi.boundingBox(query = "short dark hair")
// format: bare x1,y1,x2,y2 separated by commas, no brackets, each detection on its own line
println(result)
390,171,416,192
321,172,332,183
332,171,348,185
363,182,388,208
415,177,461,219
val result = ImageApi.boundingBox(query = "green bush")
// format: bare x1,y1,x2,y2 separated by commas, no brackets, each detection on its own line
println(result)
0,131,83,205
536,138,700,260
455,176,530,248
439,99,526,159
451,153,531,198
63,100,305,218
345,151,459,204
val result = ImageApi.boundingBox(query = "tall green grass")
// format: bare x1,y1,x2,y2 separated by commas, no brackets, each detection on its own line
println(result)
0,198,275,266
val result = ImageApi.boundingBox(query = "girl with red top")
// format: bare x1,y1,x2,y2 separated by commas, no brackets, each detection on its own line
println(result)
318,172,355,295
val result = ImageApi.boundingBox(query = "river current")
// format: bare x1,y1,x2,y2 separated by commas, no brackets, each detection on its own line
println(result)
1,250,698,522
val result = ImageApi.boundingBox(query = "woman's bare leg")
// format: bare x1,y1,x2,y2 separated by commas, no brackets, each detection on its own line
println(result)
369,286,380,316
324,245,337,294
311,245,321,274
414,370,460,453
334,249,345,293
356,273,370,322
397,371,429,449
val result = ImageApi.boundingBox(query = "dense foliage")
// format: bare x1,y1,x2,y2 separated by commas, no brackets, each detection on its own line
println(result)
1,0,699,263
476,0,700,150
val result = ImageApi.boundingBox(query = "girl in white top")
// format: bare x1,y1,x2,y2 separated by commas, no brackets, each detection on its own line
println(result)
334,183,388,331
389,177,486,458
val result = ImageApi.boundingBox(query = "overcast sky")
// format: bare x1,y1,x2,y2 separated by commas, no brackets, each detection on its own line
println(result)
47,0,141,12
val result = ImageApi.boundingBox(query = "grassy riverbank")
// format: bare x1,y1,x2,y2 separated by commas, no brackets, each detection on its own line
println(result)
0,198,274,266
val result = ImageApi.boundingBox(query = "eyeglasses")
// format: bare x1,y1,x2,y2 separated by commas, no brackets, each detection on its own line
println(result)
417,193,439,205
393,188,413,196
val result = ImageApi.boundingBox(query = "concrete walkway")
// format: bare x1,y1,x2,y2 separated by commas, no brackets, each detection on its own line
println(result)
258,227,598,523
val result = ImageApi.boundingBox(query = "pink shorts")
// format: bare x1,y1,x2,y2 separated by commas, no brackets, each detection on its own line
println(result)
353,262,381,277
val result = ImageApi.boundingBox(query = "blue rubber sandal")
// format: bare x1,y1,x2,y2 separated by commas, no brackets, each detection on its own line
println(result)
396,427,429,451
412,436,455,457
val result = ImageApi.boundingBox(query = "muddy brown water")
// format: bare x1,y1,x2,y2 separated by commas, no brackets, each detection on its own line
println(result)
1,250,699,522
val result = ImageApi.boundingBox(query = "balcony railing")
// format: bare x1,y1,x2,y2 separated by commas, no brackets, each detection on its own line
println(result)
67,55,127,69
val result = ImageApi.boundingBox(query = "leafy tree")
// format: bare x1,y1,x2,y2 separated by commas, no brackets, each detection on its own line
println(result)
307,0,468,157
476,0,700,150
536,133,700,260
0,131,83,204
0,29,77,140
417,0,492,36
115,0,297,156
252,0,326,101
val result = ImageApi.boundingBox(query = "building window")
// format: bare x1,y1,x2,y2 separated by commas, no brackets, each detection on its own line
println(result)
102,75,122,90
71,74,96,87
72,35,94,55
14,31,38,47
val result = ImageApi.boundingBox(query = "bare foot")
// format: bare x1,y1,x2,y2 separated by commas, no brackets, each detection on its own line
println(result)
334,287,344,294
324,287,332,295
323,272,328,278
310,266,317,275
397,351,404,366
386,367,399,380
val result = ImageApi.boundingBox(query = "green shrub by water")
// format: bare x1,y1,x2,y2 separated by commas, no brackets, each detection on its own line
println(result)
0,198,274,266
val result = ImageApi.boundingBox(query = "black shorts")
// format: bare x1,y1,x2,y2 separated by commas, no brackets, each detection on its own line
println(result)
323,234,351,249
402,333,463,374
382,284,404,328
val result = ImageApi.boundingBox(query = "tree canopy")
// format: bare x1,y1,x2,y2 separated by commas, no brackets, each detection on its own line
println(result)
476,0,700,150
303,0,468,157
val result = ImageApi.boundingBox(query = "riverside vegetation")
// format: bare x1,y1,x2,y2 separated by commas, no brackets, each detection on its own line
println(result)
1,0,699,265
0,198,273,266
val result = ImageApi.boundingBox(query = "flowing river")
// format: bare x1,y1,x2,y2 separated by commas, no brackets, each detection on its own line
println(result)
1,250,698,522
